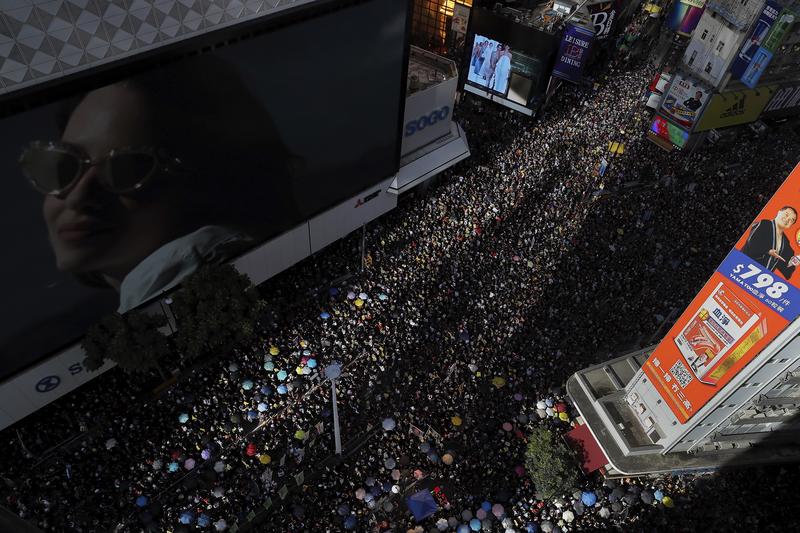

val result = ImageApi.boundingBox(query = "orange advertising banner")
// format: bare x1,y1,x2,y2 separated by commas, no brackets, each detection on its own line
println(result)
643,162,800,422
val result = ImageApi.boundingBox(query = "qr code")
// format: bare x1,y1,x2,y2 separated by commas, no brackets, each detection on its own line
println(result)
670,360,693,389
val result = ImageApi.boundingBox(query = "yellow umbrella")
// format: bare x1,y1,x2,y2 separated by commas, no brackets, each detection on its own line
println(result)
558,412,569,422
259,454,271,464
492,376,507,388
662,496,674,508
442,453,454,465
354,298,364,308
300,340,308,348
476,371,482,377
295,366,304,375
269,346,279,356
294,430,306,440
451,416,462,427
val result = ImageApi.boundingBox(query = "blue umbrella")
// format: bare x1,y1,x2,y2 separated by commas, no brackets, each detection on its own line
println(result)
179,511,194,524
201,449,211,460
525,524,538,533
263,361,275,371
337,504,350,516
197,514,211,527
277,384,288,394
481,501,492,512
303,349,311,356
178,413,189,424
344,516,357,529
246,410,258,421
329,287,339,296
382,418,396,431
470,518,481,531
378,293,388,301
420,442,431,453
365,477,376,486
458,526,470,533
277,370,288,381
654,489,664,501
262,385,274,396
581,491,597,507
242,379,254,390
370,484,382,496
257,402,269,412
135,495,148,507
320,311,331,320
168,462,179,473
364,492,374,503
307,358,317,368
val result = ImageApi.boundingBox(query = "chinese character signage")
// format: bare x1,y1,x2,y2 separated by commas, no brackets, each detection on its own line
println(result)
643,163,800,422
552,24,595,83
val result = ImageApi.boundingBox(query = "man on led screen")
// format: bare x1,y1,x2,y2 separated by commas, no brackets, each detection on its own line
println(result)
741,206,799,279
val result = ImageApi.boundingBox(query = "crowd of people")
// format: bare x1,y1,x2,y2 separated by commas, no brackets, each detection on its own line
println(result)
3,7,800,533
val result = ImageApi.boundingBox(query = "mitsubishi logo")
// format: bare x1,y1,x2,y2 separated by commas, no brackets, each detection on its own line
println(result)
36,375,61,393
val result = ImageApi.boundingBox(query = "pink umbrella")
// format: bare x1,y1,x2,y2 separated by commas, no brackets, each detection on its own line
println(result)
514,465,525,477
391,469,401,481
502,422,513,431
476,508,487,520
184,458,196,470
355,488,366,500
513,393,524,401
413,469,424,479
492,503,504,518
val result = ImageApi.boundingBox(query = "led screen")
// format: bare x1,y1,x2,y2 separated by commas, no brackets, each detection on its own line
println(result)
467,34,514,94
0,0,408,380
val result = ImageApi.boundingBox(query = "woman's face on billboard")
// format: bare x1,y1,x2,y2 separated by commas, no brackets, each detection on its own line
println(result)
42,84,184,288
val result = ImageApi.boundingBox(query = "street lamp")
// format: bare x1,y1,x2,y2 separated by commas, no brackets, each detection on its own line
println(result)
324,363,343,455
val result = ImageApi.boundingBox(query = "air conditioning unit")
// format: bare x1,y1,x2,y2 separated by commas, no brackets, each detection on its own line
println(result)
644,416,654,428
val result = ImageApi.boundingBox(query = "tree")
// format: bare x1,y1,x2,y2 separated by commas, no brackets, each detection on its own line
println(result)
81,311,171,375
170,263,265,361
525,427,580,500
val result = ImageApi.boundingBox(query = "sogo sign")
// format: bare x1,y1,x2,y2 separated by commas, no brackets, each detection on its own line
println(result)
404,106,451,137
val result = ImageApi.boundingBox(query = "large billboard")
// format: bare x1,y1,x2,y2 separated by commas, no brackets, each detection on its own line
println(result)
740,8,797,88
0,0,408,381
763,81,800,118
694,86,778,131
642,163,800,423
660,73,710,130
588,1,618,41
729,0,781,79
668,1,706,36
552,24,595,83
463,9,559,112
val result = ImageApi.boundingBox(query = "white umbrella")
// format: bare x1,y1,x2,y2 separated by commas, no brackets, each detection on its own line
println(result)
214,519,228,531
391,485,400,494
152,460,162,470
436,518,448,531
382,418,396,431
384,458,396,469
540,521,554,533
213,486,225,498
562,510,574,523
391,469,401,481
598,507,611,519
214,461,225,473
105,438,117,450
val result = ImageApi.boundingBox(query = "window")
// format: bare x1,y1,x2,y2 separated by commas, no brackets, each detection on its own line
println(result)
717,41,725,53
688,50,698,66
701,29,709,40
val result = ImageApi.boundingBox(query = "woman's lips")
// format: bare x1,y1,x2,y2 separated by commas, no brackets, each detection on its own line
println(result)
57,221,115,242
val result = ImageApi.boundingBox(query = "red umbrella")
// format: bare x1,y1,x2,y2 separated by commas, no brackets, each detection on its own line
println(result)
170,449,182,460
245,443,257,457
514,465,525,477
555,402,568,413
